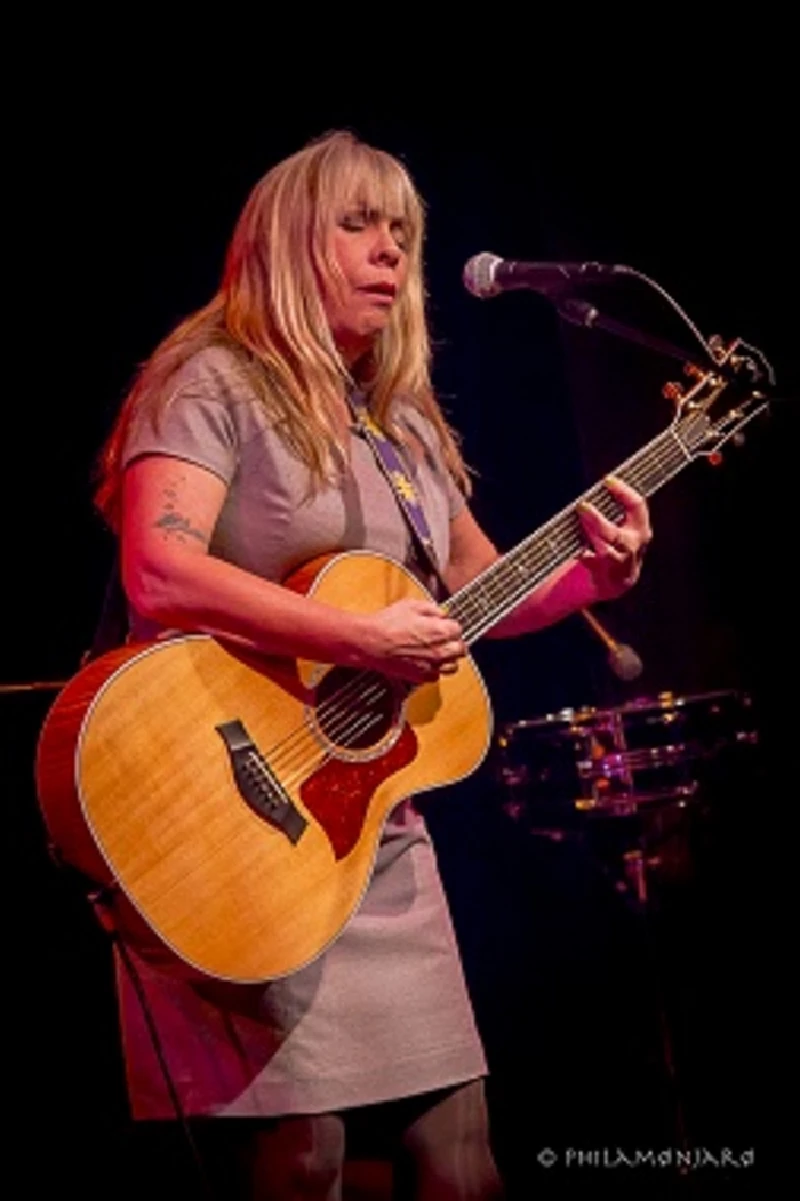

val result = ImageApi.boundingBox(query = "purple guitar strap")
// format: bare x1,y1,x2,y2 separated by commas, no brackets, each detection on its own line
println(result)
348,391,449,599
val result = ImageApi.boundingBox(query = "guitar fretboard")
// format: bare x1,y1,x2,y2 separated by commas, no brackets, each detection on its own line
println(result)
446,416,708,645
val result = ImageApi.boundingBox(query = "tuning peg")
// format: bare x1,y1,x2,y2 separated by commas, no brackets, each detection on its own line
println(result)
708,334,732,361
683,362,705,380
662,381,684,404
708,451,723,466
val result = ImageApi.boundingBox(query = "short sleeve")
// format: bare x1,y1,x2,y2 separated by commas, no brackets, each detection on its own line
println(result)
121,350,245,485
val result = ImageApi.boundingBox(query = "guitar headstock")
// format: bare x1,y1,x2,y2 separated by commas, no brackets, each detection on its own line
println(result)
665,338,772,462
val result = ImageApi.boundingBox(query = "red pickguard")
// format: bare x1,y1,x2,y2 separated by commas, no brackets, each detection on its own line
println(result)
300,725,419,858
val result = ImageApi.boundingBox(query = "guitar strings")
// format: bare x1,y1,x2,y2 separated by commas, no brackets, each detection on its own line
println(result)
258,432,685,783
279,710,389,793
255,699,389,795
259,672,395,786
273,433,681,778
451,431,689,642
254,425,699,791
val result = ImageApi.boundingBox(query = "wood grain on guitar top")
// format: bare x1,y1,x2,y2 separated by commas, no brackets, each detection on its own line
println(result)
35,551,492,983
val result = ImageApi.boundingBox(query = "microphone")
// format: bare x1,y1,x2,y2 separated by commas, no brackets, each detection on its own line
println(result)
580,608,643,682
463,252,632,299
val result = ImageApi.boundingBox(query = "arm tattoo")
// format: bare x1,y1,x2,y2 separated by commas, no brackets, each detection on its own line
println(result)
154,511,208,545
154,479,209,545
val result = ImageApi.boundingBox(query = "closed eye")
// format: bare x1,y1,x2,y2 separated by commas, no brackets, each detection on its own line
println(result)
340,209,368,232
339,207,410,251
390,219,410,251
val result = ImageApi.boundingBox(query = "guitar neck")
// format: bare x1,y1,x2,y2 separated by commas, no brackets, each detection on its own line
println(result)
447,418,705,645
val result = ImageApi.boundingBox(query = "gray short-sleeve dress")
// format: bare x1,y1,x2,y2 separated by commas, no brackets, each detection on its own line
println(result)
114,346,488,1118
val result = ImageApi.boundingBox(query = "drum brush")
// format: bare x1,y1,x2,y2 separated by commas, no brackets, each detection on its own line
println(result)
580,608,643,681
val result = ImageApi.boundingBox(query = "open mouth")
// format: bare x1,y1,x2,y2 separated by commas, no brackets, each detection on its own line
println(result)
361,283,397,301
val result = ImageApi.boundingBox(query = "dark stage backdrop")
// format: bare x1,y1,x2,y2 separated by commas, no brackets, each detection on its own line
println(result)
8,103,794,1196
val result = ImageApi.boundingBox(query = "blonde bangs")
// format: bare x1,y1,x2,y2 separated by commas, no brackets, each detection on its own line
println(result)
320,137,422,235
96,130,471,523
308,138,424,283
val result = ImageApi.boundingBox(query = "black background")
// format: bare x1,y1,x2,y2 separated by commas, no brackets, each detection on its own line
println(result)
7,55,794,1198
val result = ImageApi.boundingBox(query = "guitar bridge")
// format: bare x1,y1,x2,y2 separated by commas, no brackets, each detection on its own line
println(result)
216,719,307,845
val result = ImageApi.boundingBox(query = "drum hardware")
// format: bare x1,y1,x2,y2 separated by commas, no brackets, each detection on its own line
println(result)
493,688,757,825
494,687,762,1161
494,690,760,1165
493,686,759,907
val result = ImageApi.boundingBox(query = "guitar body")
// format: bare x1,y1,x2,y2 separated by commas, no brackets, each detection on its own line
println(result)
36,551,492,983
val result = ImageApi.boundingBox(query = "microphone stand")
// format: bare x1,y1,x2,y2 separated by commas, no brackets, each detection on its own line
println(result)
556,298,705,369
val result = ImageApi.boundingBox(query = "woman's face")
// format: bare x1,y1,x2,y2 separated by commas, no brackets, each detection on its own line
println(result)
320,203,410,365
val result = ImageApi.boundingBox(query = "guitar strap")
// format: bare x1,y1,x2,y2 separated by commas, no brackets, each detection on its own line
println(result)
348,391,450,599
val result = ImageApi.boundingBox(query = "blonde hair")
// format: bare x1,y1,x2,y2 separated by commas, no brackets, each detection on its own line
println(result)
95,129,471,527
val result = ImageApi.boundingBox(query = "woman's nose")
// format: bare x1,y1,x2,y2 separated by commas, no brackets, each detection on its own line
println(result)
372,223,401,264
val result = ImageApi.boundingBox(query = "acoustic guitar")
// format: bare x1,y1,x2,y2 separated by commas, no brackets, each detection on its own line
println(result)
35,348,768,982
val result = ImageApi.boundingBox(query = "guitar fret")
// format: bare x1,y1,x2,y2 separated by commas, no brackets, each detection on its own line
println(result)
449,424,700,643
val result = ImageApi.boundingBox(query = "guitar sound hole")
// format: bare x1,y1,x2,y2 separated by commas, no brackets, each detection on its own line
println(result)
314,667,402,753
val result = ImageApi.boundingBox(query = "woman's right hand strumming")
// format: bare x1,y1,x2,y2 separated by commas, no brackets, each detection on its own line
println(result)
353,598,465,683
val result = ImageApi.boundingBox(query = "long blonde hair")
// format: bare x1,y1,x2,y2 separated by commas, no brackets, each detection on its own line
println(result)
95,129,471,527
